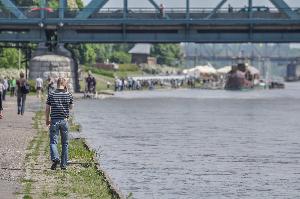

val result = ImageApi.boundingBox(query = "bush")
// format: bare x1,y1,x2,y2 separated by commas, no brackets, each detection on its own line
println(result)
110,52,131,64
27,79,37,92
119,64,139,72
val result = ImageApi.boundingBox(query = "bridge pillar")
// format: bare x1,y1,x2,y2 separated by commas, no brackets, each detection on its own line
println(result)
29,44,78,92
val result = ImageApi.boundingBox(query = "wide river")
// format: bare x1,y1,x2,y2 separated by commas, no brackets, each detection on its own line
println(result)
75,83,300,199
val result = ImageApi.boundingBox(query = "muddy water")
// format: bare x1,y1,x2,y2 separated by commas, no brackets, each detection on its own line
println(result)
75,83,300,199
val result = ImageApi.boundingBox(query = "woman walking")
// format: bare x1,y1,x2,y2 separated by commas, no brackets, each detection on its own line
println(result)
0,78,5,119
16,72,28,115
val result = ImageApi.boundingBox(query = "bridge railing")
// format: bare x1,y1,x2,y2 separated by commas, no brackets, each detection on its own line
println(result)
0,6,298,20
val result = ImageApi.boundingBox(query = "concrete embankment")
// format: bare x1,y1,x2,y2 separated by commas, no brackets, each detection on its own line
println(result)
0,96,40,198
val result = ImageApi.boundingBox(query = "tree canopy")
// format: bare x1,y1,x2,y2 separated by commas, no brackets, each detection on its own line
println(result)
151,44,182,66
0,48,23,69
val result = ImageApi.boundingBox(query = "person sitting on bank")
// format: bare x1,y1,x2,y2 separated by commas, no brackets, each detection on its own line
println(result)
45,78,73,170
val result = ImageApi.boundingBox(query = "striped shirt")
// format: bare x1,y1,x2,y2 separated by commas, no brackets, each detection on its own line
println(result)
46,89,73,120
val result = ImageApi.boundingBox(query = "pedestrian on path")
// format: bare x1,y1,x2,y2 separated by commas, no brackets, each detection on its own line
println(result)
47,76,55,95
16,72,28,115
0,78,5,119
45,78,73,170
2,76,8,101
35,76,43,98
10,77,16,97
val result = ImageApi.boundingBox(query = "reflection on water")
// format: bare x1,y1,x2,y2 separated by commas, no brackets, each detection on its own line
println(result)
75,83,300,199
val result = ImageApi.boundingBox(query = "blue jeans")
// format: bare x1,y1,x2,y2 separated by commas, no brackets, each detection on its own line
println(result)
17,93,26,114
49,119,69,168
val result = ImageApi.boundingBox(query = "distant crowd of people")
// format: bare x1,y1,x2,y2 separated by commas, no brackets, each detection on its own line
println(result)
114,77,189,91
0,76,17,100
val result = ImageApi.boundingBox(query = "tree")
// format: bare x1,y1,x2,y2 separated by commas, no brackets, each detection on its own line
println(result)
151,44,182,66
110,51,131,64
92,44,111,63
75,0,84,9
0,48,23,68
83,44,96,64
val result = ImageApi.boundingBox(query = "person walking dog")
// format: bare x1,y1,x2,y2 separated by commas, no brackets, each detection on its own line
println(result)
45,78,73,170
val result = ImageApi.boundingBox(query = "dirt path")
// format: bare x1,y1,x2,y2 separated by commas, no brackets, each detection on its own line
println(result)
0,95,40,198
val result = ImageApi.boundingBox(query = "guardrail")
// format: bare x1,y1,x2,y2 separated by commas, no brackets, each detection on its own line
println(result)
0,6,299,20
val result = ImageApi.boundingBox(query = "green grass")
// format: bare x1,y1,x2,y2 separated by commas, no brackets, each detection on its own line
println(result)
22,106,120,199
85,66,115,78
118,64,139,72
69,139,94,162
80,72,115,92
23,195,33,199
21,179,34,198
69,116,81,132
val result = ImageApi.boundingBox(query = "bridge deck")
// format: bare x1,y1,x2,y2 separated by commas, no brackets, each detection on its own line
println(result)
0,7,299,43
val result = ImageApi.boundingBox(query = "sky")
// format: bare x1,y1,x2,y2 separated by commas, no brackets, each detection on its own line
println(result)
83,0,300,8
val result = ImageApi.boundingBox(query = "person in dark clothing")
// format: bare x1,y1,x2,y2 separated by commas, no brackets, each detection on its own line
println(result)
46,78,73,170
85,71,96,94
0,79,4,119
16,72,27,115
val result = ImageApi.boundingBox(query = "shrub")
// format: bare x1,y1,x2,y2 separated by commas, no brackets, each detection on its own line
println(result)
27,79,37,92
119,64,139,72
110,52,131,64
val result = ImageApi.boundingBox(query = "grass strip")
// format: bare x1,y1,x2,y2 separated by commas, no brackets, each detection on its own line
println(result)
21,108,121,199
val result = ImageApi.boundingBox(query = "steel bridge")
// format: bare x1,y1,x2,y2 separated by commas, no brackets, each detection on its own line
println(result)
1,0,300,43
184,43,295,63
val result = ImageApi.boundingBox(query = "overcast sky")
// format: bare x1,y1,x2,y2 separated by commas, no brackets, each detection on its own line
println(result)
83,0,300,8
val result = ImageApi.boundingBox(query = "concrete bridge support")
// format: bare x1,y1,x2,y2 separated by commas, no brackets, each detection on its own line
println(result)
29,44,77,92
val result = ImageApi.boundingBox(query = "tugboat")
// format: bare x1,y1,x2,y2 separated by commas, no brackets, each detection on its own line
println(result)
225,63,260,90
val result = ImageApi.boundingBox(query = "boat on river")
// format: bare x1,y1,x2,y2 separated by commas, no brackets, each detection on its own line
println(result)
225,63,260,90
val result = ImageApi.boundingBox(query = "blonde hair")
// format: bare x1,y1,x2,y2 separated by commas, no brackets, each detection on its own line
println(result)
57,77,65,87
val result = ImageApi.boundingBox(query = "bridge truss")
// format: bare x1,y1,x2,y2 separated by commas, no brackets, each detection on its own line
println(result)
0,0,300,43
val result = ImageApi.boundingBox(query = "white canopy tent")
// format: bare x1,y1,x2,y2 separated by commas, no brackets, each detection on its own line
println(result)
131,75,186,81
184,63,217,77
195,65,217,74
247,66,260,75
217,66,232,74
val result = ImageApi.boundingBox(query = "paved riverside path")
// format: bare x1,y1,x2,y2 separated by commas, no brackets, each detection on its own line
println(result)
0,96,40,198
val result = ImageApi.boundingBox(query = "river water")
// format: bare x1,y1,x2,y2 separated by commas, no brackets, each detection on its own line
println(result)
75,83,300,199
